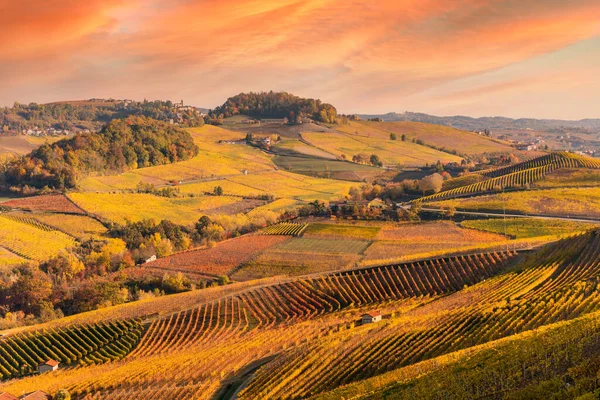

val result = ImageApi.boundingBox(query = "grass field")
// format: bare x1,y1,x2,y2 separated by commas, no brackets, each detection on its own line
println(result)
0,215,76,261
359,121,513,156
68,193,240,224
431,187,600,218
534,168,600,188
273,155,384,181
462,218,598,239
274,139,337,159
303,129,462,167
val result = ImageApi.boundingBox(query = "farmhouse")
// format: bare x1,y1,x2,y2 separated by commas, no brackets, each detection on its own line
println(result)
18,392,51,400
362,311,382,324
38,360,59,374
0,392,18,400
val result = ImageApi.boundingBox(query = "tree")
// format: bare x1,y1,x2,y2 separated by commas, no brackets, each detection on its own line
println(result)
213,186,223,196
195,216,212,235
54,390,71,400
370,154,383,167
401,134,406,141
390,133,397,140
442,206,456,219
418,173,444,195
9,266,53,315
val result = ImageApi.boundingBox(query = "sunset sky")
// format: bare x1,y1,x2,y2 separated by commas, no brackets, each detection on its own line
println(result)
2,0,600,119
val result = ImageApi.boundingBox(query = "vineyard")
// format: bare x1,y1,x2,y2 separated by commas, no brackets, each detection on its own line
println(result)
417,151,600,203
4,228,600,399
0,320,142,380
2,195,85,214
0,214,76,260
430,187,600,219
145,235,290,276
239,231,600,399
259,223,308,236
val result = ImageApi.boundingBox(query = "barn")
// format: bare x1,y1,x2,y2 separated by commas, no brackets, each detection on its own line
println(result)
362,311,382,324
38,360,59,374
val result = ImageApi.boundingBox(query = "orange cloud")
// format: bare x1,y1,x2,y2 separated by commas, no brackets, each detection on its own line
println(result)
1,0,599,118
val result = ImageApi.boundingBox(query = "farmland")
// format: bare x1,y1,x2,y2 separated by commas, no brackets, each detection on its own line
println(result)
67,193,241,224
2,194,85,214
430,187,600,219
361,121,514,156
462,217,598,239
0,214,76,261
302,129,462,167
145,235,290,277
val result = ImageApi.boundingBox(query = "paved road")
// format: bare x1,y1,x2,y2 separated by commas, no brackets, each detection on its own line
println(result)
418,207,600,224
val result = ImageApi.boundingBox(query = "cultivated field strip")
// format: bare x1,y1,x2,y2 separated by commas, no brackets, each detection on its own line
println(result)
259,222,308,236
0,320,142,380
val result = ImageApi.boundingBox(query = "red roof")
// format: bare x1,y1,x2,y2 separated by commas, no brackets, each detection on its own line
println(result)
19,392,51,400
364,311,382,318
0,392,18,400
39,359,59,367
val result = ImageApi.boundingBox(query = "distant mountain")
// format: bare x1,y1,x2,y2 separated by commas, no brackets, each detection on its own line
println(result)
357,112,600,134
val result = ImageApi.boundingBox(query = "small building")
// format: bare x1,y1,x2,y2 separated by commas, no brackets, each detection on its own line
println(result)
0,392,18,400
362,311,383,324
19,391,51,400
145,255,157,263
38,360,59,374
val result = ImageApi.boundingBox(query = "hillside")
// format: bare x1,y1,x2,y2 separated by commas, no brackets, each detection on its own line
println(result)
1,229,600,399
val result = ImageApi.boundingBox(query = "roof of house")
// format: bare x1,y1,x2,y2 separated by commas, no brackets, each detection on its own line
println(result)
363,311,382,318
19,391,51,400
39,359,59,367
0,392,18,400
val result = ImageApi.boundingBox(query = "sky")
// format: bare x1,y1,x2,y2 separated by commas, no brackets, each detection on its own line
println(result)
1,0,600,119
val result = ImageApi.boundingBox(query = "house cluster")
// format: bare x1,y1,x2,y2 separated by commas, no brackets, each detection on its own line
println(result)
329,198,391,219
23,128,73,137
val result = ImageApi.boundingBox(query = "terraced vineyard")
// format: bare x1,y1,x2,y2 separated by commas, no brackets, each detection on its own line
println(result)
0,320,142,380
418,151,600,203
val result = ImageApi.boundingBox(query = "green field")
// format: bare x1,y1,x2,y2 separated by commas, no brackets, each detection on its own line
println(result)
273,155,384,181
462,218,598,239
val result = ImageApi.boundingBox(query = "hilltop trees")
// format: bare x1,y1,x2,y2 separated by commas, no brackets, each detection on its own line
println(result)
4,117,199,190
209,91,338,123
